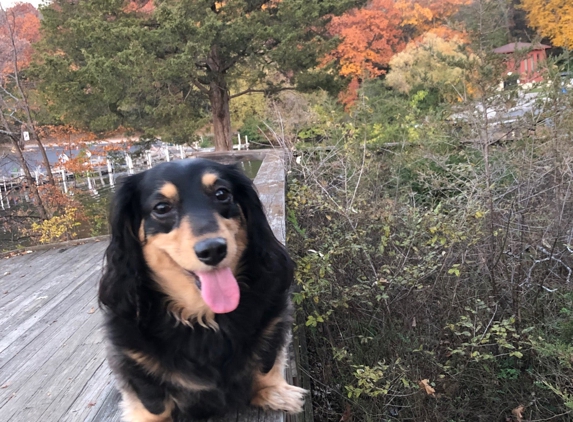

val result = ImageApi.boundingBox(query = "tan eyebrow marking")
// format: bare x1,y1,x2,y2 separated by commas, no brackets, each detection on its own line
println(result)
159,182,179,200
201,173,218,188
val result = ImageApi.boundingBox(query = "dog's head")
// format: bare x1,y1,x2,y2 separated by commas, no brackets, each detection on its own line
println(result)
99,158,286,325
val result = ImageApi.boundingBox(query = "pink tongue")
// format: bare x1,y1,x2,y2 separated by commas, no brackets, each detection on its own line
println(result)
195,268,240,314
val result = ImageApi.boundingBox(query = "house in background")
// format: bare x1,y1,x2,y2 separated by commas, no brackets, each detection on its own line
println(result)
493,42,551,85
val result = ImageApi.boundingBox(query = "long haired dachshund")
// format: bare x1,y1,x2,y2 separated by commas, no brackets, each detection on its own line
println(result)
99,159,306,421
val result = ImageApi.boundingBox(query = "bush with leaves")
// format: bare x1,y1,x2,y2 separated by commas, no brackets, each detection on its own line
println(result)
287,67,573,421
386,31,475,103
28,206,82,244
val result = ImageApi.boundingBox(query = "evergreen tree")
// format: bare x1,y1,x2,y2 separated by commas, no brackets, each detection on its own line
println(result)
35,0,357,150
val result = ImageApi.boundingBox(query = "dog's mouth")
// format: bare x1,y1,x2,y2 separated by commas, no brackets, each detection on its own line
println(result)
187,271,202,291
185,268,240,314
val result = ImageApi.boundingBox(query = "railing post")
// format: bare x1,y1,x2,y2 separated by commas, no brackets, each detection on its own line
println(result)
107,159,114,186
126,154,134,174
61,169,68,194
146,151,153,169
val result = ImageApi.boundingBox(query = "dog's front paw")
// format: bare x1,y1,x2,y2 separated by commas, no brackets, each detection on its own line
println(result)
251,383,307,414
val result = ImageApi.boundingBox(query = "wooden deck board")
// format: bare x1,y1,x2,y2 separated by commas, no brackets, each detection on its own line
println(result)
0,268,105,417
0,250,49,282
0,152,303,422
0,243,101,309
0,250,59,298
0,267,100,375
0,250,104,365
0,244,103,333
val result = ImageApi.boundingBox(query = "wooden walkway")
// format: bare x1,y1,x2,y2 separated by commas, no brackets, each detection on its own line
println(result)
0,241,114,421
0,241,286,421
0,152,304,421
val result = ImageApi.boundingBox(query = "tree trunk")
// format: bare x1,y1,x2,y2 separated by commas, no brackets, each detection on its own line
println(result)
23,114,55,186
0,95,48,219
206,45,232,152
2,5,55,185
9,136,48,220
209,76,233,151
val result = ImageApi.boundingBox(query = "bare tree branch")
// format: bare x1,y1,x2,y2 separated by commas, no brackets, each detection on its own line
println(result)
230,86,296,99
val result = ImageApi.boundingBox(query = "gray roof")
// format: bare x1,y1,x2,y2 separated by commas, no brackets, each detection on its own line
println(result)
493,42,551,54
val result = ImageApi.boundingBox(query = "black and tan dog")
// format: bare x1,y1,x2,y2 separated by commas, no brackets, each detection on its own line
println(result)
99,158,306,421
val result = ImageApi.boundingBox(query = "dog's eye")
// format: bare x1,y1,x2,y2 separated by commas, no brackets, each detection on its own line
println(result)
215,188,231,202
153,202,173,216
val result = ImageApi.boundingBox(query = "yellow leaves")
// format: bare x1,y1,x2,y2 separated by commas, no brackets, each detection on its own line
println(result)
261,0,281,11
340,62,362,78
214,1,225,12
386,31,472,101
418,379,435,396
29,207,82,244
396,1,433,27
394,0,471,34
521,0,573,49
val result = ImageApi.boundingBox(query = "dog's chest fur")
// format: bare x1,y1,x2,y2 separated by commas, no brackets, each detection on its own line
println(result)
109,280,284,386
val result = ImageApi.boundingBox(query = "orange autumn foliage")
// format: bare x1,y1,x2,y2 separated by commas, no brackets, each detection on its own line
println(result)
58,153,95,174
0,3,40,75
38,184,84,216
325,0,470,108
325,0,469,81
395,0,471,34
421,26,468,43
124,0,155,14
338,77,360,110
325,0,404,79
37,124,97,143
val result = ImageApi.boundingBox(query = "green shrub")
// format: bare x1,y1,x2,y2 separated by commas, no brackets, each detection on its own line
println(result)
287,79,573,420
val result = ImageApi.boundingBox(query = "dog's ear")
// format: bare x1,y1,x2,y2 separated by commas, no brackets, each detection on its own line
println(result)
99,173,146,320
227,165,294,291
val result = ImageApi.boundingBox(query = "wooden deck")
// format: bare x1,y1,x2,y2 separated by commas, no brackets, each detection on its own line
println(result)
0,151,304,422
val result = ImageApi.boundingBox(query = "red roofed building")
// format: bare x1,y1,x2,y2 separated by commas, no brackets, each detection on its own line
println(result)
493,42,551,84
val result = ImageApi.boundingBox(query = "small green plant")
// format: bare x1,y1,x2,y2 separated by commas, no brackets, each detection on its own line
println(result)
346,362,390,399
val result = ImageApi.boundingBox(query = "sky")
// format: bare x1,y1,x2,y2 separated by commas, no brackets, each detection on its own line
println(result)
0,0,45,9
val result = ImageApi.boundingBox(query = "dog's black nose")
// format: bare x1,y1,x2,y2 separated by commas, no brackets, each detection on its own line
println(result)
194,237,227,266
